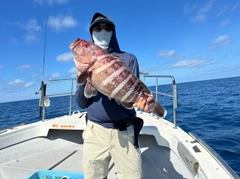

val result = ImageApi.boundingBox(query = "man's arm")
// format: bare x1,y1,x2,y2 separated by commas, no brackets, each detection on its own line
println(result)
76,82,89,109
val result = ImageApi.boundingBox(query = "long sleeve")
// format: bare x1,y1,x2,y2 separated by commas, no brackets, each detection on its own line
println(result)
128,54,140,78
75,83,89,109
113,52,139,78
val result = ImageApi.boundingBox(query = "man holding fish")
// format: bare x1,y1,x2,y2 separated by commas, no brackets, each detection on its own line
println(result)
73,12,166,179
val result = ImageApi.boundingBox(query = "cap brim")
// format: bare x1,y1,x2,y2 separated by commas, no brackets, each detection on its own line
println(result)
90,19,115,32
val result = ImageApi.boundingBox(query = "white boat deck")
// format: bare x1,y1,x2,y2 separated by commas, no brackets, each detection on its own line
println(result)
0,131,190,179
0,111,237,179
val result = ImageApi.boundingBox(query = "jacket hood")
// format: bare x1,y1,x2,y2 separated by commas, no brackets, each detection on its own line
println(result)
89,12,122,53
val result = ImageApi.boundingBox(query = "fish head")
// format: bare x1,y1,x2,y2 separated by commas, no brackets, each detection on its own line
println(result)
70,38,98,74
69,38,93,64
70,38,108,74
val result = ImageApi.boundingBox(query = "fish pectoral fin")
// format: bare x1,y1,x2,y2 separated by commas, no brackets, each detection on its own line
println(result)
77,71,89,84
119,101,134,109
84,82,98,98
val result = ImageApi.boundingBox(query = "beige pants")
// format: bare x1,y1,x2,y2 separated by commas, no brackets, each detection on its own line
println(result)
82,120,142,179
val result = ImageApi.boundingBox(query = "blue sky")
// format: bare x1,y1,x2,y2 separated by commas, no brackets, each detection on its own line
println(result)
0,0,240,102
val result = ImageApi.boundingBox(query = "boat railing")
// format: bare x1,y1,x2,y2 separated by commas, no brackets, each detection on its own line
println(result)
38,74,178,128
140,73,178,128
38,78,76,121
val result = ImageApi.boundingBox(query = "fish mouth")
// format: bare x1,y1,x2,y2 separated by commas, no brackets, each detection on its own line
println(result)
69,38,81,51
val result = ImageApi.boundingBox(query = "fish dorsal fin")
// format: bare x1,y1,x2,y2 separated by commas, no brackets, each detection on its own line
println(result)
84,82,98,98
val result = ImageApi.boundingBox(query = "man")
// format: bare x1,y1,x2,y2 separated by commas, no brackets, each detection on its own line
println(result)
76,12,152,179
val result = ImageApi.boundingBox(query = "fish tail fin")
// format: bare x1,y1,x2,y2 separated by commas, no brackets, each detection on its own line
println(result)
149,101,167,118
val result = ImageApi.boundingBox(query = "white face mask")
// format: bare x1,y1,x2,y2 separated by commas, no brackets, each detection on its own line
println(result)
92,30,113,50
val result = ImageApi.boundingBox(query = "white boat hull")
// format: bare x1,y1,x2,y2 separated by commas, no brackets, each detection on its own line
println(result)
0,111,238,179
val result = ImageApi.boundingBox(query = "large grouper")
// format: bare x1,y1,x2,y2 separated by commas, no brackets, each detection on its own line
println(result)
70,38,167,118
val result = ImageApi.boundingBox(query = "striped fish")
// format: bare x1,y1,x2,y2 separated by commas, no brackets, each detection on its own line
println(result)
70,38,167,118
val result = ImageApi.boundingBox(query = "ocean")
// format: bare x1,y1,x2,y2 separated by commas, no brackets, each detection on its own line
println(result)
0,76,239,177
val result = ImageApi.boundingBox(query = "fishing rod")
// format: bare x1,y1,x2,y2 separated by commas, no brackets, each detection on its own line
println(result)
42,14,48,83
38,10,48,118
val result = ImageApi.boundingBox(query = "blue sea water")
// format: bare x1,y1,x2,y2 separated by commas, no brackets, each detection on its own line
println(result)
0,76,240,177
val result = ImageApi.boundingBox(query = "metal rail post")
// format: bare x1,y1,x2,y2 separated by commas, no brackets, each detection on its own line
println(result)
142,74,178,128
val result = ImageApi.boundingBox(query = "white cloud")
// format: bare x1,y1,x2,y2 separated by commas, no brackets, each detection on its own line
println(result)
219,20,230,28
0,65,3,69
18,19,41,43
8,79,24,86
24,33,38,43
68,67,77,78
184,3,199,14
191,14,205,23
5,79,34,92
48,15,77,31
231,2,240,12
56,52,73,62
184,0,214,23
18,64,32,70
68,67,77,74
25,19,41,32
51,72,61,78
25,82,34,87
157,50,184,61
217,6,228,17
213,35,229,44
170,58,209,68
203,65,240,74
210,35,231,50
34,0,68,5
158,50,175,58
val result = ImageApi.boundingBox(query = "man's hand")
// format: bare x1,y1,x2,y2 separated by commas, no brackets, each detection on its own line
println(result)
133,93,154,112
